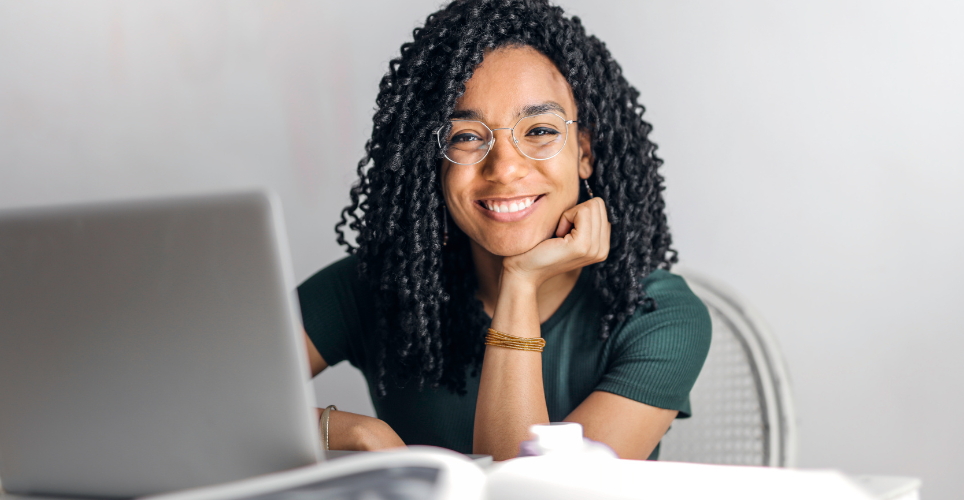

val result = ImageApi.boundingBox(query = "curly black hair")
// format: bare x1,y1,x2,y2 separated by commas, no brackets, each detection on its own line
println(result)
335,0,675,396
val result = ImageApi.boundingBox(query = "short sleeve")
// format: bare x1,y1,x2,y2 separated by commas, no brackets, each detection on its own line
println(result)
595,270,711,418
296,255,370,369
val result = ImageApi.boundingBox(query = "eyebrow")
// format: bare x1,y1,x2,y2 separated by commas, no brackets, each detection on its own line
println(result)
449,101,568,122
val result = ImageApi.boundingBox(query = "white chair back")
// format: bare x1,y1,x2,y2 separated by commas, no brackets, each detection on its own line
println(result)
659,269,798,467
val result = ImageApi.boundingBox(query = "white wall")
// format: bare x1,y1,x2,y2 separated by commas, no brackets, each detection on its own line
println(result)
565,3,964,497
1,1,961,498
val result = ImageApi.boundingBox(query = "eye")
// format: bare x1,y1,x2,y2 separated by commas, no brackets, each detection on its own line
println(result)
526,126,561,137
451,132,485,143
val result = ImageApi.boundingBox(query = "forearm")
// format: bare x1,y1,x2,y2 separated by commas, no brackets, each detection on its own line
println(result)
473,277,549,460
323,409,405,451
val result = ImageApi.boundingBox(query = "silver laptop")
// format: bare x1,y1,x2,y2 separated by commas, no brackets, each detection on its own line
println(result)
0,191,322,498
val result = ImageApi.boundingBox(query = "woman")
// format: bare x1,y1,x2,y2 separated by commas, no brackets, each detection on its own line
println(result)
298,0,711,461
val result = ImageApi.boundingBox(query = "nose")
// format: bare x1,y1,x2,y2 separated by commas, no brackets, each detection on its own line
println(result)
480,129,529,185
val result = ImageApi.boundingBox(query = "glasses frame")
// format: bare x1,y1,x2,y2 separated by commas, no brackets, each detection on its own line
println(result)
435,112,578,166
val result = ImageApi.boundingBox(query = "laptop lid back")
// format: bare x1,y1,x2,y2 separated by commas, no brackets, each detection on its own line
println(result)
0,191,321,497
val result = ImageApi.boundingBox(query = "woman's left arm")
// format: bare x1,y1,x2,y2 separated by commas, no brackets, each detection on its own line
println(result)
565,391,677,459
473,198,610,460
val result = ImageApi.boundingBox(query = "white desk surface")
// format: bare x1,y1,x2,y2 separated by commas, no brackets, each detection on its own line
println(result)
0,460,921,500
484,457,920,500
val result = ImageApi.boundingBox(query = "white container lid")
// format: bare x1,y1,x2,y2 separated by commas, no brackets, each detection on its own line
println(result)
529,422,585,454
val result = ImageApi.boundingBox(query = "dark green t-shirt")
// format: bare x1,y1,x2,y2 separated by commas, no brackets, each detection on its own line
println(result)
298,255,711,458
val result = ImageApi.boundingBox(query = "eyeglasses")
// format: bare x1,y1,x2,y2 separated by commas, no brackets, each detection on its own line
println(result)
436,112,577,166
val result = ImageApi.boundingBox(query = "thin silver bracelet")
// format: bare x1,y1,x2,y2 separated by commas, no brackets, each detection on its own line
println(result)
321,405,338,451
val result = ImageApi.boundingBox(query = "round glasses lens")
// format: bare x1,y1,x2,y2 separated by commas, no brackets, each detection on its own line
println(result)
513,113,568,159
442,120,492,164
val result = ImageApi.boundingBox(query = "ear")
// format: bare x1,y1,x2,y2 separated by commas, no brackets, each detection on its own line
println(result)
577,129,593,180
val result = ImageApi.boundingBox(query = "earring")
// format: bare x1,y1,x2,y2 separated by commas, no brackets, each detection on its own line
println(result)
442,205,449,247
584,178,594,198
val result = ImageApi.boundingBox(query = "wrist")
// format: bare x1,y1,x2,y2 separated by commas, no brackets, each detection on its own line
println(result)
354,419,404,451
492,272,541,340
332,413,403,451
499,268,540,296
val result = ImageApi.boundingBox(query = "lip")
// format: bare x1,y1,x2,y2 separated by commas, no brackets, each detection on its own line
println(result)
474,194,545,222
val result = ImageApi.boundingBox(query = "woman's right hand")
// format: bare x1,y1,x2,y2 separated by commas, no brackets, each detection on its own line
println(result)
501,196,611,290
323,409,405,451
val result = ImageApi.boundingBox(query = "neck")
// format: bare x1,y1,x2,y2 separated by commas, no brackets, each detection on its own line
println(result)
470,241,582,324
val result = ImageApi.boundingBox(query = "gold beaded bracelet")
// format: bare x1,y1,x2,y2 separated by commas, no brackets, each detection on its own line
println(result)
484,328,546,352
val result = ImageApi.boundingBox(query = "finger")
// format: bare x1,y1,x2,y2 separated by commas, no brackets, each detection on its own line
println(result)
524,233,575,268
568,203,596,256
555,207,575,238
555,203,584,238
596,200,610,261
596,200,606,249
598,197,610,224
596,199,609,257
583,201,599,258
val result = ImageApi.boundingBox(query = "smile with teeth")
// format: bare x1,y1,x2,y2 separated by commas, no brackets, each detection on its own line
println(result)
480,196,538,213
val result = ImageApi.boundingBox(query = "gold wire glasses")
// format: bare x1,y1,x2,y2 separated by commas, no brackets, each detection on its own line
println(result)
436,112,577,165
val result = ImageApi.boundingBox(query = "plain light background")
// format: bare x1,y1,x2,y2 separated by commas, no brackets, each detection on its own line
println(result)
1,1,961,498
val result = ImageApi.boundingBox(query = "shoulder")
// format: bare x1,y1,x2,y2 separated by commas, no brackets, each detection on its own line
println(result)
297,253,373,327
641,269,709,318
641,268,710,326
610,269,712,360
299,254,362,293
297,254,374,368
593,268,712,416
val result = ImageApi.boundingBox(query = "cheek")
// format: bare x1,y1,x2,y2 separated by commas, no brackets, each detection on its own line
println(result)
441,167,478,225
545,160,582,203
440,164,461,205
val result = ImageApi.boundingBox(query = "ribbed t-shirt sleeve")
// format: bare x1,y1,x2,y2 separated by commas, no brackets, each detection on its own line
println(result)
595,271,711,418
296,255,367,369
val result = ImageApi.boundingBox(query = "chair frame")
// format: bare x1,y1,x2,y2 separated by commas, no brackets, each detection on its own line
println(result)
670,268,799,467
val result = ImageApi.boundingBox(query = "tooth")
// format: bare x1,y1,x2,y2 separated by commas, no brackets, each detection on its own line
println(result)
524,198,532,208
500,204,508,213
494,205,501,213
509,203,519,212
486,202,493,211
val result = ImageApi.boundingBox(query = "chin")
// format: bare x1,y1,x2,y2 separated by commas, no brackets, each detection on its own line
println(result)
483,235,546,257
